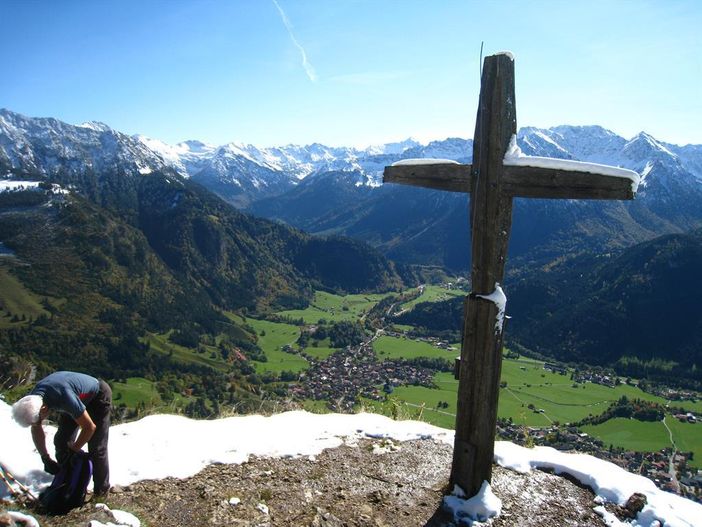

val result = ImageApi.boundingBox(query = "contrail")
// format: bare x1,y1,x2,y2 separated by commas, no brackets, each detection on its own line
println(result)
272,0,318,82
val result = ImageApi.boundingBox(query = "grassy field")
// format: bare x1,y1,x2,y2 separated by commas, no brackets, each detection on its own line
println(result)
303,343,338,361
368,368,609,430
366,356,699,431
669,399,702,413
246,318,309,374
144,332,230,372
277,290,387,324
360,396,433,424
110,377,192,414
501,361,619,425
145,311,328,377
0,265,52,328
580,418,671,453
301,399,334,414
581,417,702,467
400,285,466,311
365,358,569,429
372,335,458,361
666,418,702,468
112,377,163,407
375,372,459,429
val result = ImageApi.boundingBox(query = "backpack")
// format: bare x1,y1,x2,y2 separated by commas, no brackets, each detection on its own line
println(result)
39,451,93,514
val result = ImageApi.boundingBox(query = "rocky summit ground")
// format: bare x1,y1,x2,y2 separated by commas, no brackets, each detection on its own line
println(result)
3,438,612,527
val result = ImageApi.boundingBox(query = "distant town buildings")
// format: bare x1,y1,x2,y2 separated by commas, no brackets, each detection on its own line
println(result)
293,340,434,412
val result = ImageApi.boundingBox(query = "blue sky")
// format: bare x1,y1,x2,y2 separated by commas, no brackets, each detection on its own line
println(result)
1,0,700,147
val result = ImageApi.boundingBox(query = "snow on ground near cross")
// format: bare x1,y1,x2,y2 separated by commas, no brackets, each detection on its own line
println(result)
1,400,700,526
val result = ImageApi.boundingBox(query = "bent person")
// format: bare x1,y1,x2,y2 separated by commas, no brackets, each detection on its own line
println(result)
12,371,112,496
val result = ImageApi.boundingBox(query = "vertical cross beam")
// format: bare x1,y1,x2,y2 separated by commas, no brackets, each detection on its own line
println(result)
384,52,637,498
451,54,516,496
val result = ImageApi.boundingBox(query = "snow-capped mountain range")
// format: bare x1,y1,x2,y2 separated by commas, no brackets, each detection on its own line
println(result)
0,109,171,180
137,135,427,181
138,123,702,195
516,125,702,193
135,134,460,206
3,107,701,208
1,104,701,224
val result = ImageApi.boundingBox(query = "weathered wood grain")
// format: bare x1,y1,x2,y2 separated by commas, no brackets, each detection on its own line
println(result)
451,53,516,496
383,164,472,193
503,165,635,200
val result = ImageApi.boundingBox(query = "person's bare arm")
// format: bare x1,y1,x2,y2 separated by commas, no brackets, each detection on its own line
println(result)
30,423,50,457
68,410,96,452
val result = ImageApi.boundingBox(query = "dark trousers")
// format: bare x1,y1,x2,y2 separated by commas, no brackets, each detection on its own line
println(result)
54,379,112,495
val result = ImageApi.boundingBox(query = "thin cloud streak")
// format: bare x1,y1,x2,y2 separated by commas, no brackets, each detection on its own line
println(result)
272,0,318,82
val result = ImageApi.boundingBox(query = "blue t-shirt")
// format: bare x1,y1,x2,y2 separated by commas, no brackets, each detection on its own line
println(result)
31,371,100,420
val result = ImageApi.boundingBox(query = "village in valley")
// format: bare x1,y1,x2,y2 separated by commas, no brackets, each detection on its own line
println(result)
290,340,436,412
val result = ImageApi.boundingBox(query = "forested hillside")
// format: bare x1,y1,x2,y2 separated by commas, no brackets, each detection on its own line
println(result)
0,168,408,414
248,128,702,273
396,229,702,388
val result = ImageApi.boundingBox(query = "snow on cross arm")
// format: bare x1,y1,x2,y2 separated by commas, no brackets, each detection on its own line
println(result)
391,158,461,166
495,50,515,61
503,135,641,194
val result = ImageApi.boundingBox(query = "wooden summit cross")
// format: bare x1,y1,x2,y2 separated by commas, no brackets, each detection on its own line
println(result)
383,53,638,497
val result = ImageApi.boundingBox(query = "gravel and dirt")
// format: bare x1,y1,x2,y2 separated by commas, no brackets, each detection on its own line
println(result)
2,438,612,526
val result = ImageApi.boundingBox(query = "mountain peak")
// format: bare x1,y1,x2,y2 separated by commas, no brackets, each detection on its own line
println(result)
625,132,677,160
178,139,215,154
551,124,618,137
77,121,112,133
219,141,263,157
364,138,422,156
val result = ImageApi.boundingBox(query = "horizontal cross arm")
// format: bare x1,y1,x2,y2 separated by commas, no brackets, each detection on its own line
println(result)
502,165,636,200
383,164,473,193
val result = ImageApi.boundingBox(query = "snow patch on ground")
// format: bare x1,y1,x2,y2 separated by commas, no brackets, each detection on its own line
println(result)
494,441,702,527
89,503,141,527
443,481,502,523
4,511,39,527
594,505,629,526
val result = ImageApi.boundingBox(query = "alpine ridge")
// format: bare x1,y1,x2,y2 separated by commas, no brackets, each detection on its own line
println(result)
3,108,702,274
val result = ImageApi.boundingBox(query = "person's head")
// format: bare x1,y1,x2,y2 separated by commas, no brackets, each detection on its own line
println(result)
11,395,45,427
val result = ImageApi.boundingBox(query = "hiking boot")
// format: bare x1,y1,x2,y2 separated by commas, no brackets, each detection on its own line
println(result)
93,487,110,500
